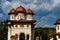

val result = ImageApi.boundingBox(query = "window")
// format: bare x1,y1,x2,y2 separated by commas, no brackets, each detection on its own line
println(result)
18,16,20,20
20,14,24,19
27,15,32,20
27,24,29,28
57,26,59,30
15,25,18,27
20,24,24,27
12,16,14,19
18,14,24,20
29,16,31,19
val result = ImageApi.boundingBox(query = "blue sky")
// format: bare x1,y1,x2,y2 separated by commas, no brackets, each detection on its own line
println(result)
0,0,60,28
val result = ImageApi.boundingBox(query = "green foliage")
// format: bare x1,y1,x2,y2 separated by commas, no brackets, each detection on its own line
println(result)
0,20,8,40
34,27,56,40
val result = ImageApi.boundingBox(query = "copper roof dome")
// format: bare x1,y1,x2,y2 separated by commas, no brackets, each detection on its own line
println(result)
26,9,34,15
54,18,60,25
10,8,15,13
8,8,16,15
16,6,26,13
26,9,33,13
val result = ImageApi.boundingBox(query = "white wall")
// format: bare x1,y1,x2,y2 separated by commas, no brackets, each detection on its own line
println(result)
56,24,60,33
8,24,32,40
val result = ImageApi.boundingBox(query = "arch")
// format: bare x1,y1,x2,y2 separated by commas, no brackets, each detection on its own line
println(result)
27,34,29,40
15,34,18,40
19,33,25,40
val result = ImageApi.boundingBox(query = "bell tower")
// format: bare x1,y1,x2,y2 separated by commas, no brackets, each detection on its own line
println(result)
7,6,36,40
54,18,60,40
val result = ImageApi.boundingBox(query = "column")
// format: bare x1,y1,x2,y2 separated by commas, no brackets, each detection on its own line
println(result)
56,35,58,40
8,27,11,40
29,35,31,40
18,34,19,40
25,34,27,40
8,30,11,40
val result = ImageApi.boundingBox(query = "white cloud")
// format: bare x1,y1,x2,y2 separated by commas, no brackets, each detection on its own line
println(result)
52,0,60,7
5,1,10,5
0,14,3,17
39,3,52,10
1,0,59,27
35,14,56,27
1,0,60,14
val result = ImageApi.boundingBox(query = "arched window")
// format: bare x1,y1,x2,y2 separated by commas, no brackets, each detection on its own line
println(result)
12,16,14,19
57,26,59,30
27,15,32,20
11,15,14,20
15,25,18,27
19,33,25,40
20,14,24,19
20,24,24,27
18,15,20,19
27,24,29,28
27,34,29,40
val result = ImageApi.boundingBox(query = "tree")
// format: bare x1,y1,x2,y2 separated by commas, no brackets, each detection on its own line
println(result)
0,20,8,40
0,21,3,40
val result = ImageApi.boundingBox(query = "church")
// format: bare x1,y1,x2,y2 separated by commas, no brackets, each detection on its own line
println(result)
7,6,36,40
55,18,60,40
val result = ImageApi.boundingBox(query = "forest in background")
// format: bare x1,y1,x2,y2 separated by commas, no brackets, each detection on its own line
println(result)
34,27,56,40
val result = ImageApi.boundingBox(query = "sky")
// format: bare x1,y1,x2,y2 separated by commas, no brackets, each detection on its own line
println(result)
0,0,60,28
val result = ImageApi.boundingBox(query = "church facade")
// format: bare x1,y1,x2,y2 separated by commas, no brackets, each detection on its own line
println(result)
55,18,60,40
7,6,36,40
